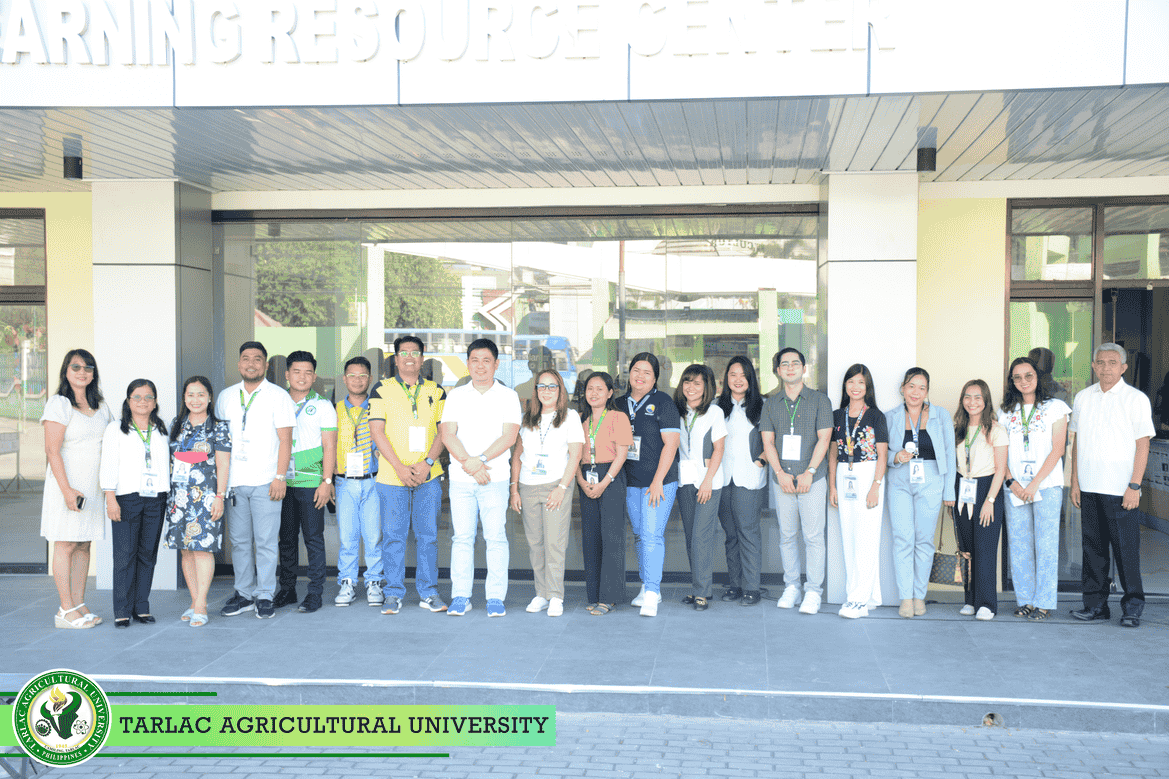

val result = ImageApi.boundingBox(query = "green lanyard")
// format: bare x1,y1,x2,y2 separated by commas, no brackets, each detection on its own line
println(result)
964,426,979,474
131,421,152,468
1020,403,1037,451
239,388,259,430
397,378,422,420
587,410,607,463
684,408,698,448
783,395,801,434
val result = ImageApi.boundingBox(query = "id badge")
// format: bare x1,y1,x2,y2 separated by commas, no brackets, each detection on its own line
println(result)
959,477,978,504
286,462,296,480
1020,458,1037,482
627,435,641,461
531,454,548,477
842,475,858,501
346,451,364,478
171,459,192,483
140,469,163,497
586,469,599,485
235,433,251,462
408,425,426,453
781,434,802,460
679,460,702,486
909,460,926,484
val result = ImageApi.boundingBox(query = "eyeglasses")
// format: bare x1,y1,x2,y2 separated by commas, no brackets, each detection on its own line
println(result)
130,394,156,402
778,361,802,368
69,364,95,373
344,373,371,379
397,350,422,358
536,383,558,391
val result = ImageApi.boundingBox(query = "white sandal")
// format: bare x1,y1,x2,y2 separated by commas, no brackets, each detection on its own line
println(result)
55,606,94,629
75,602,102,625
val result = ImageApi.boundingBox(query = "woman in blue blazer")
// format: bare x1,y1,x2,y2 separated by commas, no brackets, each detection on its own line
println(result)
884,368,956,618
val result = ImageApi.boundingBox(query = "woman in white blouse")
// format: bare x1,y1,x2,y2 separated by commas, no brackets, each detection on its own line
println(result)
998,356,1070,621
673,364,726,611
511,370,584,617
100,379,171,629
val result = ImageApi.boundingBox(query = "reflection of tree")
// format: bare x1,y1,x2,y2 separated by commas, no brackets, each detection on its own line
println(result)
751,239,816,260
256,241,361,327
383,253,460,329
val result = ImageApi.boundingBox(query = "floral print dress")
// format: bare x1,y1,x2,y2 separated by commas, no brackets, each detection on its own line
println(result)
164,418,232,552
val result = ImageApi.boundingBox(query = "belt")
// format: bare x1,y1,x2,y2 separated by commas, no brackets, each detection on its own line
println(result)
337,473,375,480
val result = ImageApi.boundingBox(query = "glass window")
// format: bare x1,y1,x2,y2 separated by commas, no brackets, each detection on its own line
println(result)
0,305,48,566
1010,207,1092,281
0,215,46,286
1103,204,1169,280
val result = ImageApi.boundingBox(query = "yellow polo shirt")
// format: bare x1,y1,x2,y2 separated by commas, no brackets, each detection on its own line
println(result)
369,377,445,486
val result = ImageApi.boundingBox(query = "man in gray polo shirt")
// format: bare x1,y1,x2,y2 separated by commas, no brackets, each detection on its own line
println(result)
761,347,833,615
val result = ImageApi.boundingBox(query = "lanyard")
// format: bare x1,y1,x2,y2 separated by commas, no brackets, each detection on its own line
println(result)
294,395,311,419
627,393,650,422
132,421,153,467
1020,402,1037,450
347,402,370,451
536,413,555,449
239,388,259,430
179,419,203,453
964,426,979,474
783,395,801,434
684,408,698,450
587,410,607,463
844,406,866,462
907,404,925,452
397,378,422,420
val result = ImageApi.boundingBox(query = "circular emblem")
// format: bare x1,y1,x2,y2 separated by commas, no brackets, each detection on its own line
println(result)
193,441,212,454
305,405,316,415
645,403,656,415
12,669,110,767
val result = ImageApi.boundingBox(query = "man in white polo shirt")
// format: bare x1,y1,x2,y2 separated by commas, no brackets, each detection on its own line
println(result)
1069,343,1155,628
215,341,297,620
440,338,521,617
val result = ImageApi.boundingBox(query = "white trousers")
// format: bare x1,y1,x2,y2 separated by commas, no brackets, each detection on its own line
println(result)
836,460,883,607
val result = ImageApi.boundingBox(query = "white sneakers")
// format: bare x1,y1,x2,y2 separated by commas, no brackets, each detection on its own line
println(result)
960,604,976,616
335,578,356,606
838,601,868,619
526,596,550,613
639,590,660,617
547,598,564,617
798,591,822,615
777,586,801,609
975,607,995,621
631,584,647,607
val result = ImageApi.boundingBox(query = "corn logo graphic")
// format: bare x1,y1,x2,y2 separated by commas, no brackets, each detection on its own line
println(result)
12,670,110,767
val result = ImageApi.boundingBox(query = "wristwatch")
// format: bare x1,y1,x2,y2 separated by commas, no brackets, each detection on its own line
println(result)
425,457,435,466
274,474,286,481
478,454,488,463
323,477,332,485
1128,482,1142,491
1004,478,1014,489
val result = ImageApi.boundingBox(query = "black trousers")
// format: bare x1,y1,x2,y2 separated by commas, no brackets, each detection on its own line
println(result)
952,474,1003,613
277,486,327,597
1080,491,1144,616
111,493,167,620
579,465,627,605
717,482,766,593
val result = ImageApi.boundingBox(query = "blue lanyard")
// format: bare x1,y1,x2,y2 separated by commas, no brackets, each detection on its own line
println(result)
627,393,651,422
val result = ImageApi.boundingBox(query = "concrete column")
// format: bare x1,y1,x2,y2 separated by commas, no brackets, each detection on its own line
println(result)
91,181,215,592
821,172,919,606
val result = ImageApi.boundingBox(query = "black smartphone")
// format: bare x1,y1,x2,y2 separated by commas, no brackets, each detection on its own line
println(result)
75,495,86,510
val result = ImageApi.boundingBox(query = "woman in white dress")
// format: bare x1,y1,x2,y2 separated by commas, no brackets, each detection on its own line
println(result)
41,348,114,629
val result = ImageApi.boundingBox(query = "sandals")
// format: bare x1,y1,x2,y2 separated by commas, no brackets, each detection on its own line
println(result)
55,607,94,630
587,603,614,616
694,597,709,611
181,608,195,622
189,613,209,627
1027,608,1051,621
1014,604,1035,618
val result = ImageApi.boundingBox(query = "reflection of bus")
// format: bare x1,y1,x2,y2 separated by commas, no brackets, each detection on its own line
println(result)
383,329,577,390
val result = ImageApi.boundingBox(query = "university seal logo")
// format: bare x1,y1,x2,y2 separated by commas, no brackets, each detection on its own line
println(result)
12,670,111,767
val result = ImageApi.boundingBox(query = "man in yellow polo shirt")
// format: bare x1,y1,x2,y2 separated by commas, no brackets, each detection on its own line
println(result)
369,336,447,615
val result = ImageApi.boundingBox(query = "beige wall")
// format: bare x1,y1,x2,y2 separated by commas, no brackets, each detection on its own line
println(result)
0,192,94,379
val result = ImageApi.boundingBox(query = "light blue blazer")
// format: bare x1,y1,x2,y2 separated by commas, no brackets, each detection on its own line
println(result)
885,403,957,502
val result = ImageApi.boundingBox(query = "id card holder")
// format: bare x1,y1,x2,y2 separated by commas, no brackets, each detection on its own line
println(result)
959,477,978,504
286,462,296,480
1020,458,1037,482
627,435,641,461
909,460,926,484
586,468,599,485
531,454,549,477
408,425,426,453
781,434,802,460
140,469,163,497
234,437,248,463
171,458,191,483
842,475,858,501
679,460,702,486
346,451,365,478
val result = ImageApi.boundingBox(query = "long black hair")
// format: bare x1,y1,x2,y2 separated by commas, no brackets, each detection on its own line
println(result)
119,379,168,437
1001,356,1052,412
717,356,762,426
55,348,103,410
839,363,879,412
170,376,218,441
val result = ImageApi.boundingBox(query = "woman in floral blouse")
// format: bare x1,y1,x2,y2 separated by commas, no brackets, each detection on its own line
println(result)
165,376,231,627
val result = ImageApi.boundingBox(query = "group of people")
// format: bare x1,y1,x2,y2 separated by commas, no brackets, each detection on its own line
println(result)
41,337,1154,629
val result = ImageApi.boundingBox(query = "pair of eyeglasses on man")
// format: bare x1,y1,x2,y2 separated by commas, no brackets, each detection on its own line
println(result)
397,350,422,358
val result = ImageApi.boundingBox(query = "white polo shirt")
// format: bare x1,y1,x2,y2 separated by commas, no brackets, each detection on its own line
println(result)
216,379,298,488
443,380,522,484
1070,379,1155,496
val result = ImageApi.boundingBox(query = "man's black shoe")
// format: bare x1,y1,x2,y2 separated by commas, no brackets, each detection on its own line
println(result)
272,589,298,609
1070,605,1110,622
1120,615,1140,628
741,591,761,606
255,599,275,619
720,587,743,602
220,593,255,617
298,595,322,614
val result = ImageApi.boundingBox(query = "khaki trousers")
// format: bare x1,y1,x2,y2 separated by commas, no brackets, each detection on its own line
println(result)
519,481,574,600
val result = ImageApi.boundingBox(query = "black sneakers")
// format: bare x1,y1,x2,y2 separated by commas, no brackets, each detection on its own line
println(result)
272,588,298,609
297,594,322,613
255,599,275,619
220,593,255,617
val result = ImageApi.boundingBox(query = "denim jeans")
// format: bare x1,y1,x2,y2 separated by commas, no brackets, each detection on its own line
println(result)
378,478,441,600
225,484,284,601
449,480,510,602
886,460,944,600
336,476,383,583
1004,485,1062,610
625,480,679,595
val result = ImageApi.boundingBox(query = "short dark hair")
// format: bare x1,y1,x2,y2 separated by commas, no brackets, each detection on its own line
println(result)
773,347,805,372
286,350,317,370
240,340,268,359
344,356,372,373
394,335,424,355
628,352,660,382
467,338,498,360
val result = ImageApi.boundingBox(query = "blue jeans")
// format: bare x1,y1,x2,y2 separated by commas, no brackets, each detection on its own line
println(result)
625,481,679,595
449,480,510,602
1004,486,1062,610
378,478,441,599
225,484,284,601
886,460,943,600
336,476,383,583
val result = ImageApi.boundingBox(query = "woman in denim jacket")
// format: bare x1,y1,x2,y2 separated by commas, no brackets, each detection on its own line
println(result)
884,368,956,618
